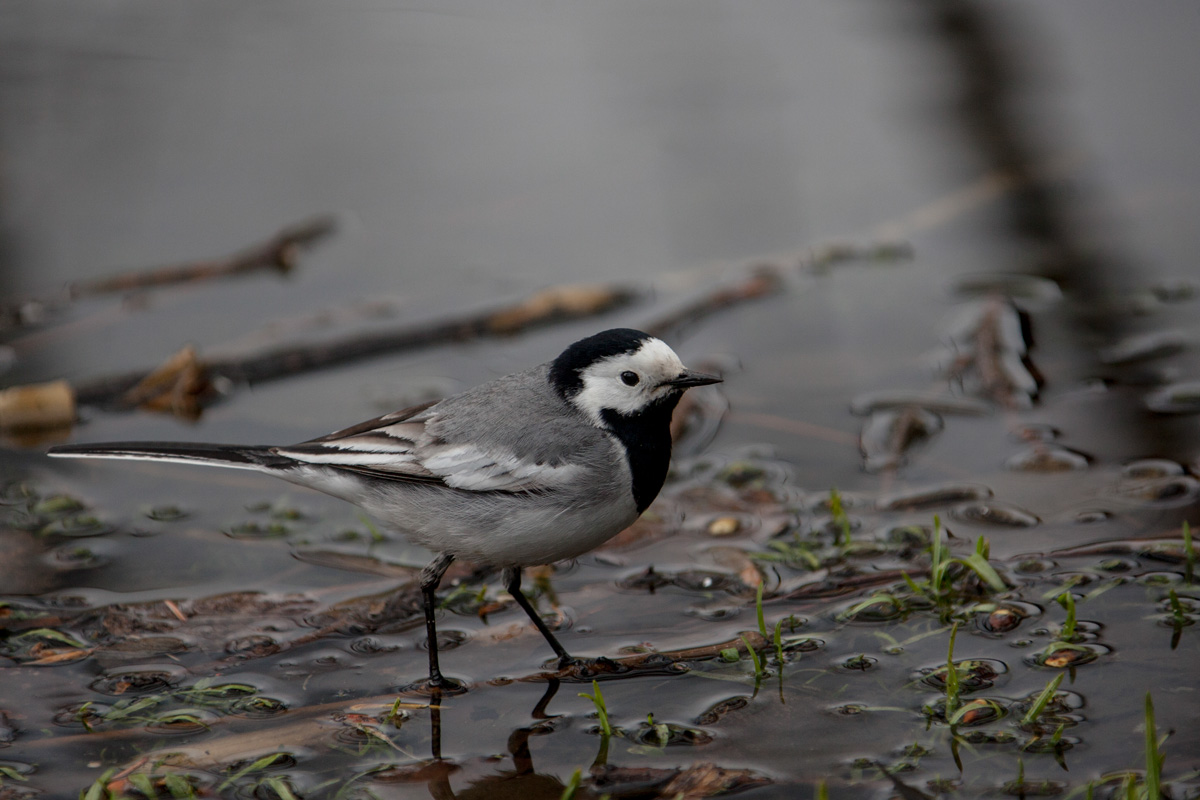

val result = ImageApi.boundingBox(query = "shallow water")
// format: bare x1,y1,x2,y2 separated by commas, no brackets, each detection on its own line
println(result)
3,2,1200,798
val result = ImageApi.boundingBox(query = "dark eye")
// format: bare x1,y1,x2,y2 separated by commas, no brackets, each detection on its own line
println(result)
620,371,640,386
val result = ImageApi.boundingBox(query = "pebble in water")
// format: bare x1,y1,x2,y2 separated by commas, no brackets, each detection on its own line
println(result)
706,516,743,537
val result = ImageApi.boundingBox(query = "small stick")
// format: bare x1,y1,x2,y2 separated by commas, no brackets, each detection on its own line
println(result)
644,267,783,340
0,216,338,335
67,215,338,298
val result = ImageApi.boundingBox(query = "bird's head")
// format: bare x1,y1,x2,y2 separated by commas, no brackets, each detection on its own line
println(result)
549,328,722,427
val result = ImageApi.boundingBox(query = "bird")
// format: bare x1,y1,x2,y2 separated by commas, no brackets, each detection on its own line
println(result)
48,328,722,689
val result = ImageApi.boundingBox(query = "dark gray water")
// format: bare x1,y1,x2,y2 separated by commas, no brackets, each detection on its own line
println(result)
3,2,1200,797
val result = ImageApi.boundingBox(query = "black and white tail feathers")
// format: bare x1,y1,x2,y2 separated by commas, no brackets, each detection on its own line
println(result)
47,442,293,472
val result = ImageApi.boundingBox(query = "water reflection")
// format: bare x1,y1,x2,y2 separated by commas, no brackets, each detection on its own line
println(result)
415,680,573,800
896,0,1200,466
406,678,761,800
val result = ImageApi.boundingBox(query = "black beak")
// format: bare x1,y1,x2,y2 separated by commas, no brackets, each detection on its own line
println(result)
663,369,723,389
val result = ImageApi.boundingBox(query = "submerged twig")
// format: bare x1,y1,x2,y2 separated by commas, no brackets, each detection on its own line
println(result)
0,216,338,335
644,266,783,340
70,216,338,299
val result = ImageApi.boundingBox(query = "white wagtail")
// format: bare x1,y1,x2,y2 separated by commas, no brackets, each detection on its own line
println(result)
48,328,722,689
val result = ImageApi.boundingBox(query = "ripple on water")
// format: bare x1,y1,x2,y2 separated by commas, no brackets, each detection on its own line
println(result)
630,721,714,747
90,665,185,696
1005,445,1090,472
693,696,750,726
849,390,992,416
975,601,1042,635
877,483,993,512
953,502,1040,527
617,568,745,595
1099,329,1188,365
1028,642,1111,669
948,272,1063,308
1145,380,1200,414
916,658,1009,693
1121,458,1184,479
225,634,281,658
1116,473,1200,506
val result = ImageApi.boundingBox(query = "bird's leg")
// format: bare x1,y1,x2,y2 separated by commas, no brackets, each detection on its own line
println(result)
420,552,456,689
503,566,572,665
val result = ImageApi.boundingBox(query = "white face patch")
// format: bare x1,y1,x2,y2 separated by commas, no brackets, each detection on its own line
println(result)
571,337,687,425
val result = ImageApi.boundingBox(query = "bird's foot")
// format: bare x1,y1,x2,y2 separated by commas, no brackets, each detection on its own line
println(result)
553,654,626,679
399,675,469,697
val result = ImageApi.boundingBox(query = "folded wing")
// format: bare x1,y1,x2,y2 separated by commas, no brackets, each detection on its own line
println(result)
274,400,589,492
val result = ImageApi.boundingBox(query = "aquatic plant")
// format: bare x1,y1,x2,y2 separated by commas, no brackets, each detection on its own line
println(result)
559,769,583,800
943,622,961,717
741,635,766,679
1144,692,1164,800
1056,590,1078,641
1021,672,1066,727
902,518,1006,620
1184,521,1195,584
829,487,853,547
578,680,613,737
217,752,291,793
746,579,762,637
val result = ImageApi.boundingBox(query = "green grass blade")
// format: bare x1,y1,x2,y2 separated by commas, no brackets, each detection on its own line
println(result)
1184,521,1194,584
756,580,767,639
957,552,1007,592
1021,672,1065,725
559,769,582,800
1145,693,1161,800
1057,591,1077,641
741,636,765,677
944,622,960,717
578,680,612,736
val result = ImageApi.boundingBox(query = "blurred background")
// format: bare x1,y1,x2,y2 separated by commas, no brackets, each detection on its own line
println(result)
3,2,1200,796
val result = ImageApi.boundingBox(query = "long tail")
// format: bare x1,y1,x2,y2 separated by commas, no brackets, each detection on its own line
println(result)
47,441,294,472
